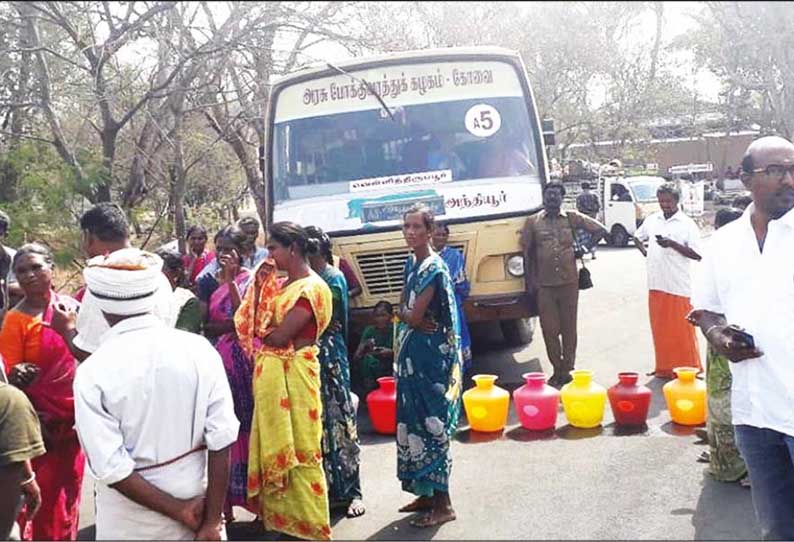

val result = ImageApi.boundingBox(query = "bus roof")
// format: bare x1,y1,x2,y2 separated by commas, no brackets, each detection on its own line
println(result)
273,46,523,88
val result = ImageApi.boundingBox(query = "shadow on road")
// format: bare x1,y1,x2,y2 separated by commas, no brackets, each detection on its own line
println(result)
555,425,604,440
504,426,558,442
454,428,504,444
692,471,758,540
660,421,706,438
77,525,94,541
644,376,671,420
602,422,652,437
365,514,444,541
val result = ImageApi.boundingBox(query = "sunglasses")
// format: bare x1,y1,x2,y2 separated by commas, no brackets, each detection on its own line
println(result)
748,164,794,181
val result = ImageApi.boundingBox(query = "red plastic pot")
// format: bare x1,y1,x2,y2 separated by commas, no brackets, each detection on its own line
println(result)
607,372,652,426
366,376,397,434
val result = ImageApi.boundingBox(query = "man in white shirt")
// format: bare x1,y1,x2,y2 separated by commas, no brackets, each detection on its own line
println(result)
632,183,703,379
73,249,239,540
690,136,794,541
50,203,175,361
237,216,269,270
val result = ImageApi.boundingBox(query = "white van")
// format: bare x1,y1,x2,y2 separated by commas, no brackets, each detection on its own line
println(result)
597,175,664,246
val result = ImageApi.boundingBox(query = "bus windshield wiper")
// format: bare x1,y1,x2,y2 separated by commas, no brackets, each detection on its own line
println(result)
326,61,395,121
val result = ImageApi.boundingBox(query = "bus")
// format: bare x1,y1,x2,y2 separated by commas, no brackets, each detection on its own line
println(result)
263,46,553,345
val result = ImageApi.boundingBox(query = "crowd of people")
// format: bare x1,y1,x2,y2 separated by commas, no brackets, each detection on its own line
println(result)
525,135,794,540
0,199,469,540
0,134,792,541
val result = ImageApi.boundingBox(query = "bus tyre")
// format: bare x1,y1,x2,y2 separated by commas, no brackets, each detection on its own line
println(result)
610,225,629,247
500,317,534,347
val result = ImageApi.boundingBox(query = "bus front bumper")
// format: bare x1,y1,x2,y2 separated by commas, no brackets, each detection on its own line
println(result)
464,292,537,323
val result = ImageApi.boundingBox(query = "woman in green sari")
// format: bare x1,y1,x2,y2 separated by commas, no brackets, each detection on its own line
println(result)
156,248,203,334
354,300,395,395
693,208,748,486
395,204,462,528
305,226,365,518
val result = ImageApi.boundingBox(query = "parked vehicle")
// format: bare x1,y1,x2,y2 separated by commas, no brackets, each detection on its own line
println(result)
713,177,749,205
595,175,664,247
262,46,553,346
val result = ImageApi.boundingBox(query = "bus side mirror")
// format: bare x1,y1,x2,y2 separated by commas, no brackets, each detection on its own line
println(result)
542,118,556,147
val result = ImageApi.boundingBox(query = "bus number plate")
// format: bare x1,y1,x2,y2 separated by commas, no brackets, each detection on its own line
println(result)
361,195,446,223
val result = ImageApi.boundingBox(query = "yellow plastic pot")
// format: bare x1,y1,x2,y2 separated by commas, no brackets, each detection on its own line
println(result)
560,369,607,428
462,374,510,432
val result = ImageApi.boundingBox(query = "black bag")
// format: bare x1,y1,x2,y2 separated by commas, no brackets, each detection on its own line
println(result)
577,264,593,290
566,213,593,290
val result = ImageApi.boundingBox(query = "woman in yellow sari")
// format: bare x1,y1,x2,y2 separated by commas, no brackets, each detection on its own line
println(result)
235,221,333,540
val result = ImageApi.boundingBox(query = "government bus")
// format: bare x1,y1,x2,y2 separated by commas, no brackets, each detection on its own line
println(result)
263,46,553,345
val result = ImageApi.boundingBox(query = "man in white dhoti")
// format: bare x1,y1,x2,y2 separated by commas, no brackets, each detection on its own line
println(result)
73,249,239,540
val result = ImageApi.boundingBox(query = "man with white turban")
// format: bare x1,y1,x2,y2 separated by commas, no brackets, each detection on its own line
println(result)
50,203,175,361
72,248,239,540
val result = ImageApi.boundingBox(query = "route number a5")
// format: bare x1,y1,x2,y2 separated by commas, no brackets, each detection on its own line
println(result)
465,104,501,138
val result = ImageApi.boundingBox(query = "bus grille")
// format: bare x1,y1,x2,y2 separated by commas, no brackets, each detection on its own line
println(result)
355,243,466,297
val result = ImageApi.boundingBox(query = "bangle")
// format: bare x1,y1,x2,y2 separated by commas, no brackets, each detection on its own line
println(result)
20,472,36,487
704,325,721,338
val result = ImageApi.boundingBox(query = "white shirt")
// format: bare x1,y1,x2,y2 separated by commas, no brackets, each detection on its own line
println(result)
691,204,794,437
73,315,239,539
635,210,701,297
75,271,175,354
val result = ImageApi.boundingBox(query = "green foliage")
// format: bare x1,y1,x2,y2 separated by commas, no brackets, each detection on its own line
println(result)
0,142,94,265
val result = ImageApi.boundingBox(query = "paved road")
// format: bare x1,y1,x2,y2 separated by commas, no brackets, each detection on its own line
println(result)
78,245,758,540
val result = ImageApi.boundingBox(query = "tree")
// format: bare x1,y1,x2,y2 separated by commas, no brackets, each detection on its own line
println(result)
687,2,794,138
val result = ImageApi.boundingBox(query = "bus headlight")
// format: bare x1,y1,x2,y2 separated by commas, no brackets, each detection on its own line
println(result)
506,255,524,277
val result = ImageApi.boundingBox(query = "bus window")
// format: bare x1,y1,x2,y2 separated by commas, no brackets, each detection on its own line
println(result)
269,59,544,233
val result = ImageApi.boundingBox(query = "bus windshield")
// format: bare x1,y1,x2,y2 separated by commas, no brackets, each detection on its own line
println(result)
270,59,543,233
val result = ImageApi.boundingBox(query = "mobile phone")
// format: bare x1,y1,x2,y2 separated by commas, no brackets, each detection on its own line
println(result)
726,325,755,349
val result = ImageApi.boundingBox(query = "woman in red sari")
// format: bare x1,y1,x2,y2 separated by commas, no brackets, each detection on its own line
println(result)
0,243,84,541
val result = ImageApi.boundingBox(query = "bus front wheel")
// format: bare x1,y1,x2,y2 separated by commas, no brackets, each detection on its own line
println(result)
500,317,534,347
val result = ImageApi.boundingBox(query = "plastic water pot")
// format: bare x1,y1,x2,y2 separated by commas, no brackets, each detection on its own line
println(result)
607,372,652,426
560,369,607,429
663,367,706,426
366,376,397,434
512,372,559,431
462,374,510,432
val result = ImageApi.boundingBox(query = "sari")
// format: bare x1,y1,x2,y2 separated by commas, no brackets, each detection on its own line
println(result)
235,261,333,540
317,265,362,504
358,324,394,394
705,346,747,482
395,252,462,497
0,292,85,541
207,270,254,512
439,245,472,369
183,250,215,285
172,287,202,334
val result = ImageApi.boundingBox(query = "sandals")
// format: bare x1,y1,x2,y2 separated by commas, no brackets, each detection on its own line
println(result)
697,451,710,463
346,499,366,518
410,509,457,528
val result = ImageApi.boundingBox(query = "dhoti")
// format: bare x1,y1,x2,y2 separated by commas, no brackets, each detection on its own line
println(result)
648,290,702,378
94,450,221,540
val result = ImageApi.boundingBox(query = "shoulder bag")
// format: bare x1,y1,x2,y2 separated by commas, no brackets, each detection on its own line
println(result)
566,213,593,290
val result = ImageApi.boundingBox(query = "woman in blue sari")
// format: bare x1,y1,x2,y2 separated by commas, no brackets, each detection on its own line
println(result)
305,226,365,519
432,222,472,371
395,205,462,528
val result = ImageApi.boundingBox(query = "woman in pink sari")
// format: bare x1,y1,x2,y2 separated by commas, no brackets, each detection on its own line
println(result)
199,225,254,522
0,243,84,541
